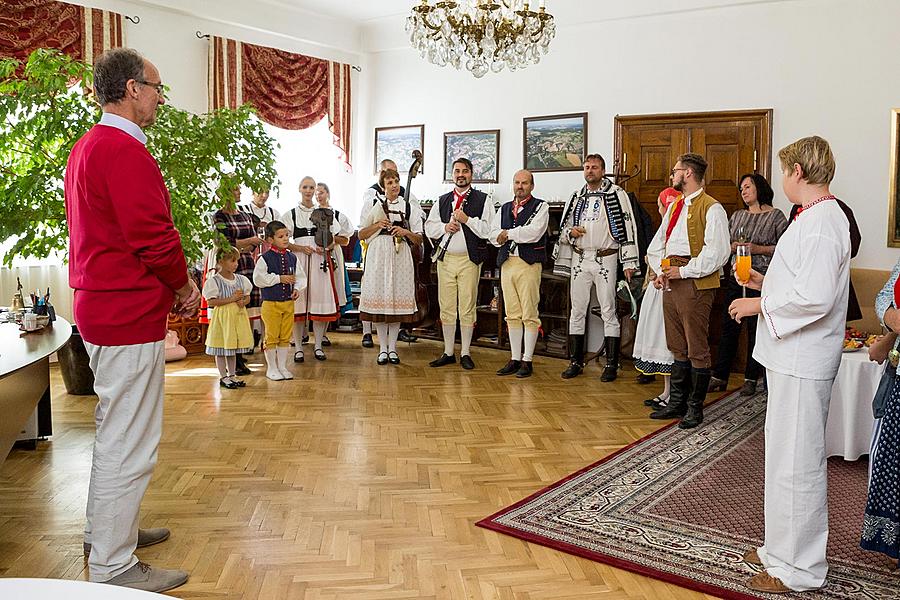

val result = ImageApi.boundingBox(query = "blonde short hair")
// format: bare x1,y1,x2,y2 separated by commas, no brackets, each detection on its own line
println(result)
778,136,835,185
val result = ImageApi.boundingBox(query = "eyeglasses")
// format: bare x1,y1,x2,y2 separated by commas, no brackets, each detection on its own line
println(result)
136,79,165,96
670,168,687,176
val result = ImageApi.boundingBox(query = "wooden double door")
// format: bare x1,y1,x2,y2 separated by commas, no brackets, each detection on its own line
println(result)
614,109,773,229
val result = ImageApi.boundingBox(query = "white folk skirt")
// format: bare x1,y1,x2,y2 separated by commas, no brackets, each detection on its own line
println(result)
359,234,417,323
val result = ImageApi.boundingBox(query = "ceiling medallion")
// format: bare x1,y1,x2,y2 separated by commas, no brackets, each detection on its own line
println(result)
406,0,556,78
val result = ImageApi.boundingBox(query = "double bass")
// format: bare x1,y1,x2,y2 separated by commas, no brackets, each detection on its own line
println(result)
403,150,431,326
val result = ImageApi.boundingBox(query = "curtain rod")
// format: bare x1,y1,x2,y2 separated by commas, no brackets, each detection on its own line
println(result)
195,31,361,71
124,15,140,24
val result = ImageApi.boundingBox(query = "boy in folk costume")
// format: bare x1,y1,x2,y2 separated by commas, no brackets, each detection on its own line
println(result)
555,153,639,382
490,169,549,379
729,136,850,594
254,220,307,381
425,157,494,370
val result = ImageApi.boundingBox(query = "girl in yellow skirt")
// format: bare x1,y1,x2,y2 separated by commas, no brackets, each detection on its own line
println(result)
204,246,254,389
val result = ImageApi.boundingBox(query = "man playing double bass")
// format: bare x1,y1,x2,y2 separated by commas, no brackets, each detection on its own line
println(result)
424,158,494,369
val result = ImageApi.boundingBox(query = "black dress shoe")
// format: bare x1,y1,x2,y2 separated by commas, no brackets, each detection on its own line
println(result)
561,362,583,379
636,373,656,384
322,335,331,347
497,360,521,376
232,378,246,388
235,364,252,376
301,335,309,345
515,361,533,378
219,377,239,389
294,351,304,363
388,351,400,364
460,355,475,370
314,349,326,361
362,333,374,348
644,396,666,410
398,330,418,343
377,352,389,365
429,353,456,367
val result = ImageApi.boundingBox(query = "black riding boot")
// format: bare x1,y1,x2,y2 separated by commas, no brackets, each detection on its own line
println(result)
600,336,620,382
561,335,585,379
679,368,711,429
650,360,691,419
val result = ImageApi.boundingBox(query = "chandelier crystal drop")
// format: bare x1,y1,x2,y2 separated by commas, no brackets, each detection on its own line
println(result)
406,0,556,79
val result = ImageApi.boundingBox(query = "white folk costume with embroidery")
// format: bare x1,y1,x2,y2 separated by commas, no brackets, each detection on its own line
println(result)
282,204,343,321
752,198,850,591
359,198,425,322
557,180,639,336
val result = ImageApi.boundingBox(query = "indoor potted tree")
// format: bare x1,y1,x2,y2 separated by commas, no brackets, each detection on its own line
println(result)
0,48,279,393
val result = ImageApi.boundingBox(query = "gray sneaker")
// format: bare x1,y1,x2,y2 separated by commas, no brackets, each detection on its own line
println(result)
84,527,170,555
102,561,188,593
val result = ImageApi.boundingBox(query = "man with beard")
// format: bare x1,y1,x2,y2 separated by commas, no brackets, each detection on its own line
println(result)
490,169,549,379
645,153,730,429
424,158,494,369
556,154,639,382
359,158,419,346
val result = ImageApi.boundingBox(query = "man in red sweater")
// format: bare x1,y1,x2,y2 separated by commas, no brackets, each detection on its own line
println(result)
65,48,199,593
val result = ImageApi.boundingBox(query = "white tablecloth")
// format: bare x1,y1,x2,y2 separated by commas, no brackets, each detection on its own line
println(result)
825,349,881,460
0,578,170,599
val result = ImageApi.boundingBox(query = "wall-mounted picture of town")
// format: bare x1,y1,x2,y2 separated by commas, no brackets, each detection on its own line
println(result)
523,113,588,173
374,124,424,175
443,130,500,183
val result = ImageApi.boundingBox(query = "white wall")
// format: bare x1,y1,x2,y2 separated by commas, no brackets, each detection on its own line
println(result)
359,0,900,269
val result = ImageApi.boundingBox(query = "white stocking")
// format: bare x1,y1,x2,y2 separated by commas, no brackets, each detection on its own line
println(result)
313,320,327,351
374,323,388,354
388,323,400,352
442,323,456,356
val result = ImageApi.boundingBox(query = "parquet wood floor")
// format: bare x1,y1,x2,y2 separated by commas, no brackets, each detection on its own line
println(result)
0,333,730,599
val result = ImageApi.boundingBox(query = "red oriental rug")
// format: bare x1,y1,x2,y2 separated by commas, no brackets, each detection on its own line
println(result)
476,391,898,599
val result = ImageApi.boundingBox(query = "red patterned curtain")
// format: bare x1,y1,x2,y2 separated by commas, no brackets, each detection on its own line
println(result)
209,36,352,170
0,0,124,66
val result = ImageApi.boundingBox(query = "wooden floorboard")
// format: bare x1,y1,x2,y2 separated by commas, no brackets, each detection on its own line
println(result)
0,333,727,599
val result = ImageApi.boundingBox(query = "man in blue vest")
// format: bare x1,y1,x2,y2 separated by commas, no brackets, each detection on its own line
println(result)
425,158,495,369
490,169,549,378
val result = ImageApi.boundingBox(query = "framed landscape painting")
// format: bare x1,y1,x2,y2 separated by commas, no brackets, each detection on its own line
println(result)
374,124,424,174
889,109,900,247
443,129,500,183
523,112,588,172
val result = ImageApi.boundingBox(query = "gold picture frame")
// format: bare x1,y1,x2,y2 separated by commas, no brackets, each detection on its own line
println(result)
889,109,900,247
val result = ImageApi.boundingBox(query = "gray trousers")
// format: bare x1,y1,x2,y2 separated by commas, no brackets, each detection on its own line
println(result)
84,340,165,581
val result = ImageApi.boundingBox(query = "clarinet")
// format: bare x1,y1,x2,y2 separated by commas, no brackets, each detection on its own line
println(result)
507,201,543,254
431,191,470,262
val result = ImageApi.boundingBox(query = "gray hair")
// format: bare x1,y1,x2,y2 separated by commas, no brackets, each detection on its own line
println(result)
93,48,145,106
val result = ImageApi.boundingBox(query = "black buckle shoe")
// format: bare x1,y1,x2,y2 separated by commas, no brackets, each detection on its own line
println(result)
314,349,326,361
377,352,389,365
398,330,418,343
388,351,400,364
460,355,475,370
362,333,374,348
497,360,521,376
219,377,239,389
561,361,583,379
322,335,331,347
294,351,304,363
429,353,456,367
515,361,533,378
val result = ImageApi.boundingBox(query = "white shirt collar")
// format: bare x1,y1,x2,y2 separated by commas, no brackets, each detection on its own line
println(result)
99,112,147,145
683,188,704,205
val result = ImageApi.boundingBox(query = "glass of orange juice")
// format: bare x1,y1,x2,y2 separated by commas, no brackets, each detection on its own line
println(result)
660,257,672,291
736,245,751,297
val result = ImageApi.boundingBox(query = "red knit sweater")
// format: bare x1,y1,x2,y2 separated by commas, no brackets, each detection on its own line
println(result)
65,124,188,346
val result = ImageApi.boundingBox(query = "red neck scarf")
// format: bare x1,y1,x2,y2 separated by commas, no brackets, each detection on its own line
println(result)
664,194,685,242
513,195,532,219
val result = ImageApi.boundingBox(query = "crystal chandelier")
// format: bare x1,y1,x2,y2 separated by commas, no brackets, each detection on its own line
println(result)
406,0,556,78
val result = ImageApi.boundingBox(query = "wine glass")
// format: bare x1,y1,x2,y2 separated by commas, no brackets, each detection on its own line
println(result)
736,244,751,298
660,257,672,292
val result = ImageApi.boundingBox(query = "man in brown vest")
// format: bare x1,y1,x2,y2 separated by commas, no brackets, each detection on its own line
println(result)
645,153,730,428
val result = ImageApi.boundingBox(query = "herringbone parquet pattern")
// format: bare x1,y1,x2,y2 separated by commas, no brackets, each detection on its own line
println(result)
0,333,724,599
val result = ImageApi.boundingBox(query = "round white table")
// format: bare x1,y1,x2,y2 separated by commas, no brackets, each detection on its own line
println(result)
825,349,881,460
0,578,169,599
